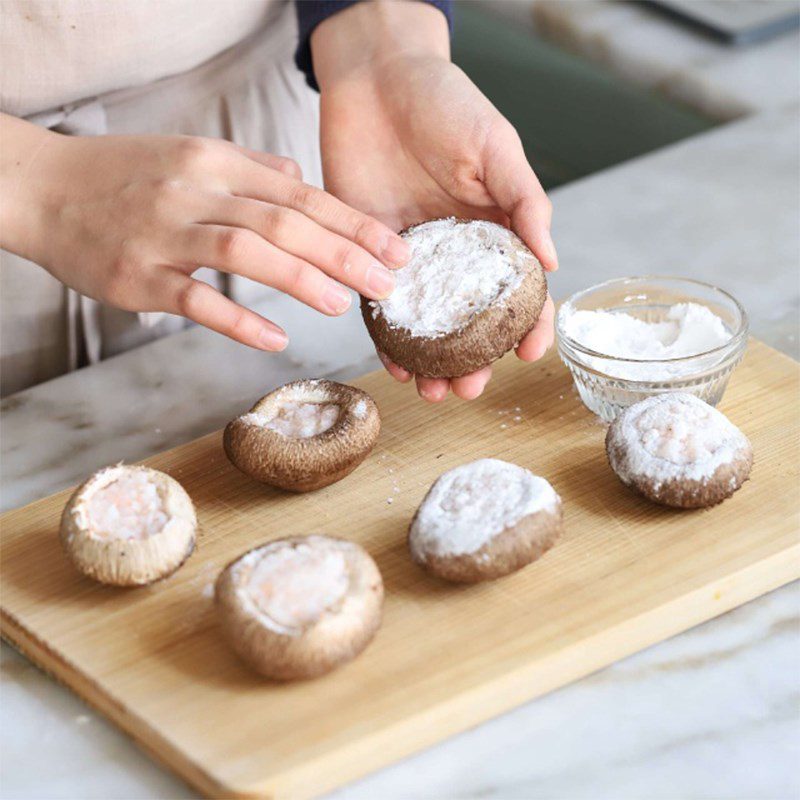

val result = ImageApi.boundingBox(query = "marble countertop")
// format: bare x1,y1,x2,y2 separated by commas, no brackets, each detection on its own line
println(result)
2,84,800,800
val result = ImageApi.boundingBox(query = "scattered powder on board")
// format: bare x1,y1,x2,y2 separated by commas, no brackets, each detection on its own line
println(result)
242,402,340,438
409,458,559,557
609,393,750,487
84,470,167,541
238,541,349,633
560,302,732,380
372,218,531,338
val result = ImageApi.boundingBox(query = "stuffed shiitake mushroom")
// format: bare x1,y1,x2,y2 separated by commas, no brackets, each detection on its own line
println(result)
224,379,380,492
60,464,197,586
606,393,753,508
215,534,383,680
409,458,563,583
361,218,547,378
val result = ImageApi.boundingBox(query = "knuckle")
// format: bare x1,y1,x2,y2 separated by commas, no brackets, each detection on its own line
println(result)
353,217,385,249
175,280,202,318
150,178,182,214
286,260,313,296
334,243,360,276
263,207,296,241
277,157,302,180
215,228,253,263
289,183,321,212
104,252,140,308
174,137,214,171
226,306,250,339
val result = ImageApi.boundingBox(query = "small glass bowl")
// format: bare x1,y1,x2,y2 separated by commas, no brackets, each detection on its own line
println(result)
556,276,748,422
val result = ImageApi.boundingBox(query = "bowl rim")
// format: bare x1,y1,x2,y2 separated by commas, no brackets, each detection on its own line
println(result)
555,275,749,364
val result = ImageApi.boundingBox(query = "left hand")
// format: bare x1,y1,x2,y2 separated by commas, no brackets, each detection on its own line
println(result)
312,2,557,401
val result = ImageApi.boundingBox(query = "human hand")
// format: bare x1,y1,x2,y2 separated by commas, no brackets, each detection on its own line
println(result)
0,114,409,351
312,2,557,400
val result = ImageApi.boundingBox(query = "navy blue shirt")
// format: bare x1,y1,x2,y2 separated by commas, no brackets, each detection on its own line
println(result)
295,1,453,90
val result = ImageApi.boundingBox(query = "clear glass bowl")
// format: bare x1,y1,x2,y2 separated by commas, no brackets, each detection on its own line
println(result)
556,276,749,422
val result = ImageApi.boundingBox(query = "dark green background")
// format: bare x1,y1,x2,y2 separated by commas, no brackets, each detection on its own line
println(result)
452,3,714,188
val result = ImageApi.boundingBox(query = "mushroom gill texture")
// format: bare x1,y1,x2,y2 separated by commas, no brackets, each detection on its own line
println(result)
223,379,381,492
361,218,547,378
215,534,384,680
60,464,197,586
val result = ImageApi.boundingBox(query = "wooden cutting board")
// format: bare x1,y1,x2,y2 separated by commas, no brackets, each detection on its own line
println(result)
2,339,798,799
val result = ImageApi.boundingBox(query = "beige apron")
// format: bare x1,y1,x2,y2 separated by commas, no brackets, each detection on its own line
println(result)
0,0,321,396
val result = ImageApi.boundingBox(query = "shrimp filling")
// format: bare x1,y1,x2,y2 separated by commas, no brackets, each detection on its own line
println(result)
85,472,168,541
247,544,349,629
243,401,340,438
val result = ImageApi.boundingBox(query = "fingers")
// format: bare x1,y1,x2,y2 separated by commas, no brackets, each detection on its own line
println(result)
159,271,288,351
229,159,409,268
415,376,450,403
195,196,396,301
376,353,452,402
378,352,413,383
378,354,492,401
451,366,493,400
179,224,353,316
481,124,558,272
516,294,555,362
230,144,303,181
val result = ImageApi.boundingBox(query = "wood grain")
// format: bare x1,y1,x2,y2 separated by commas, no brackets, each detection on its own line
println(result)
2,340,798,800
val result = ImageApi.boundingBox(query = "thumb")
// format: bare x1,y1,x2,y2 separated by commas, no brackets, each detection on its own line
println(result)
482,124,558,271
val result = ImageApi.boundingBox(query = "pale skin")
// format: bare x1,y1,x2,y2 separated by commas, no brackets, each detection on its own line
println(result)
0,0,556,402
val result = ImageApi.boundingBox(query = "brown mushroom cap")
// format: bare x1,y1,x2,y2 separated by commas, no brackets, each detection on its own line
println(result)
408,459,563,583
223,379,381,492
60,465,197,586
605,393,753,508
215,534,384,680
361,218,547,378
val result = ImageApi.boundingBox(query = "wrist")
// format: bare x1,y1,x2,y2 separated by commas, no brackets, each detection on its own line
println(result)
311,1,450,91
0,114,63,260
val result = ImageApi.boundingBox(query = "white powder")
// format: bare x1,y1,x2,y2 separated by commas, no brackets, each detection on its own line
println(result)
409,459,560,557
242,401,340,438
352,399,368,419
560,302,731,380
83,470,168,541
609,393,750,487
372,218,532,338
239,540,349,634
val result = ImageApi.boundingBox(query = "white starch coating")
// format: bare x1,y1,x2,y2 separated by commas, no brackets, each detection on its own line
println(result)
410,458,560,557
610,394,749,488
560,302,732,380
371,218,529,338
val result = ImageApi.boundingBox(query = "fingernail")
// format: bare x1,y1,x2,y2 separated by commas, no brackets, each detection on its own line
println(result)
366,264,395,299
258,327,288,351
383,236,409,268
544,235,559,271
322,284,352,314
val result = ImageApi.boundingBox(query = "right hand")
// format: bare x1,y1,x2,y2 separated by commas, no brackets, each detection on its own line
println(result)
0,116,409,351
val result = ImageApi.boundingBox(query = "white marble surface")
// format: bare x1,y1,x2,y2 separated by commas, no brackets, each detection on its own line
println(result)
2,105,799,799
481,0,800,121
